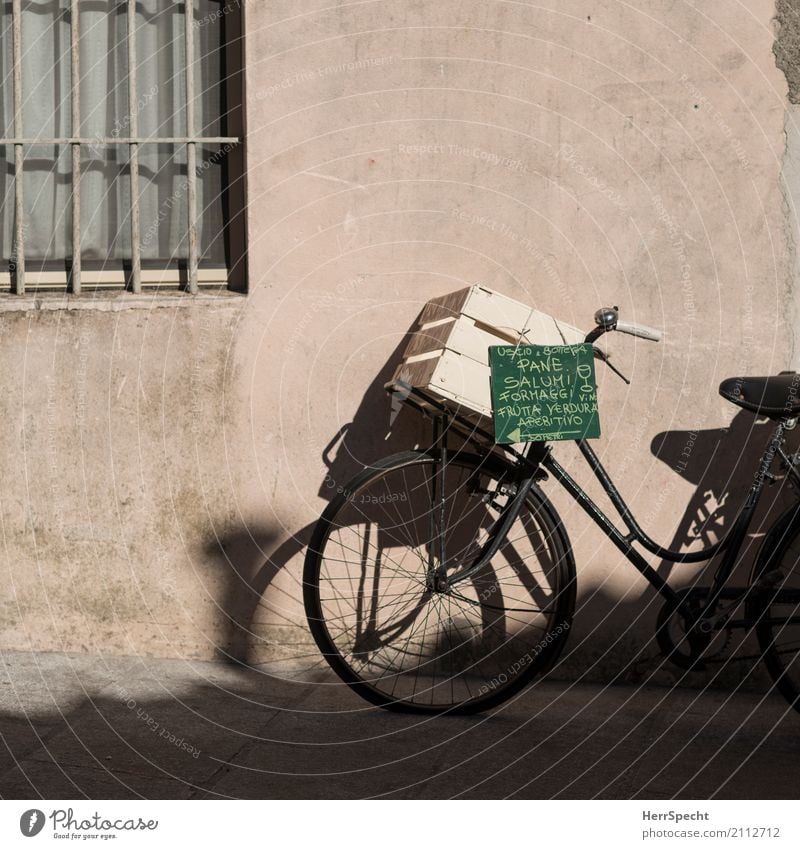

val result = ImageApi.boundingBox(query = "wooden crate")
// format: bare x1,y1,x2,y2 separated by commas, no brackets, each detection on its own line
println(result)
388,285,586,423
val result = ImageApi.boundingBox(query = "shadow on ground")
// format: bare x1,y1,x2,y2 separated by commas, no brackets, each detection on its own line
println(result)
0,651,797,800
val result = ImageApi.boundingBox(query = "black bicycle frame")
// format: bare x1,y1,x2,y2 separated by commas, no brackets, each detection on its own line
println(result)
542,426,785,613
445,416,791,619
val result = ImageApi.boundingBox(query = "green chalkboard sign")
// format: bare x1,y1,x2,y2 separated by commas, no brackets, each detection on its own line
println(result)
489,343,601,444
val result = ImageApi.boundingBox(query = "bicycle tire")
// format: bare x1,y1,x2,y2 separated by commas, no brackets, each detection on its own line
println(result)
748,504,800,712
303,449,576,714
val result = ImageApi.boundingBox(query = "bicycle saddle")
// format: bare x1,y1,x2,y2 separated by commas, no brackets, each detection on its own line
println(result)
719,373,800,418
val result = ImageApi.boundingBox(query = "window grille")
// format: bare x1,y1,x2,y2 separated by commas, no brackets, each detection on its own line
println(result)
0,0,244,294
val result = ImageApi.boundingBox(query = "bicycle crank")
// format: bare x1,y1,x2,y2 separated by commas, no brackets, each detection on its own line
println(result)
656,588,735,671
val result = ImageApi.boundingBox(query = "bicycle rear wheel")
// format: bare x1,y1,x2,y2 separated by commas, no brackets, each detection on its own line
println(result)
303,450,576,714
749,513,800,712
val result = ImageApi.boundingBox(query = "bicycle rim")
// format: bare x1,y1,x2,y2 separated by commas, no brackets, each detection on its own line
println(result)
303,450,575,714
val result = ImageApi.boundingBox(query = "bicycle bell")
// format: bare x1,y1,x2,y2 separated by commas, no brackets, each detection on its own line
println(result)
594,306,619,330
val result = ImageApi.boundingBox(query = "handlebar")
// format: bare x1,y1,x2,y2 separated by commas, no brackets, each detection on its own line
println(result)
591,306,662,342
585,307,662,383
615,319,662,342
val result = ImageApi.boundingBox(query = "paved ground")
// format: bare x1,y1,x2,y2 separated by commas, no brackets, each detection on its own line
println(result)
0,650,797,799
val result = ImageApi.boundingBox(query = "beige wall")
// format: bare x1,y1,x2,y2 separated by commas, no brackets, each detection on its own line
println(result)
1,0,795,684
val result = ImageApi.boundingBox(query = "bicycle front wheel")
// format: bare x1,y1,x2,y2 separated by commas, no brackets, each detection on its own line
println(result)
303,450,576,714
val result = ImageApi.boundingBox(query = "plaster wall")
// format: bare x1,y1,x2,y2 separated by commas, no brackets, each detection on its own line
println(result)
0,0,794,684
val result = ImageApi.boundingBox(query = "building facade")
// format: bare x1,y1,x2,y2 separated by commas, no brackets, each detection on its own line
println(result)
0,0,796,683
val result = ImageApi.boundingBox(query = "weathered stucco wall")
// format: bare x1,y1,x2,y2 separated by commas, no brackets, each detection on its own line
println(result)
0,298,250,659
0,0,796,685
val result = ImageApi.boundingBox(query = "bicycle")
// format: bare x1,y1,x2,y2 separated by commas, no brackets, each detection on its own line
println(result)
303,307,800,714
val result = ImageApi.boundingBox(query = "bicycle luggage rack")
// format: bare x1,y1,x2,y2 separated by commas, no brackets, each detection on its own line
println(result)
387,380,498,448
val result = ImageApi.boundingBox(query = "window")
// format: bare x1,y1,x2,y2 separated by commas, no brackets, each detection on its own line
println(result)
0,0,245,294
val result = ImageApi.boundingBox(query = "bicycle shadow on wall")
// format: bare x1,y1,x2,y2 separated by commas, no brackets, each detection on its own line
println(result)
553,409,799,688
649,410,798,579
622,409,800,686
208,336,428,671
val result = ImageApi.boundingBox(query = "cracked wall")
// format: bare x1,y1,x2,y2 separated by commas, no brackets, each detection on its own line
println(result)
776,0,800,103
777,0,800,366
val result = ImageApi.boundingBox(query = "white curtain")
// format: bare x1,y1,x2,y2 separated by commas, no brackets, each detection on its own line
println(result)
1,0,227,268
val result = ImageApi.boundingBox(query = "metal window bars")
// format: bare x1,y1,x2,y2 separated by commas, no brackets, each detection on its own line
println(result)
3,0,240,295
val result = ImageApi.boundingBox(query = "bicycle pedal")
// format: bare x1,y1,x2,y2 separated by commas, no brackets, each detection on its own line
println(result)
470,482,516,506
469,491,506,510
